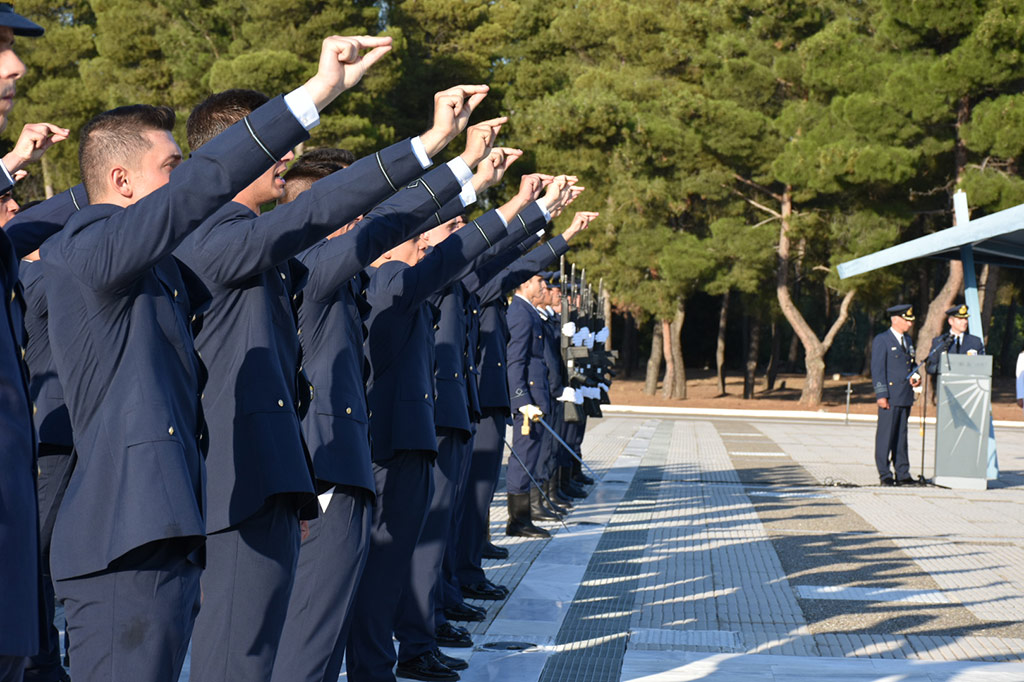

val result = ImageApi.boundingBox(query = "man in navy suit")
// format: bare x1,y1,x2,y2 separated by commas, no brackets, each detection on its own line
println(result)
268,105,502,682
0,7,76,681
41,35,391,682
179,84,487,682
871,304,920,486
11,184,86,682
346,135,524,682
926,303,985,377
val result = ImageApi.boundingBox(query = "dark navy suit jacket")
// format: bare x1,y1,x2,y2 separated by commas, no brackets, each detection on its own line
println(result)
0,225,41,656
926,331,985,375
364,211,510,460
297,163,465,493
541,309,566,397
41,95,309,579
871,329,916,407
174,139,435,531
474,236,568,413
507,295,551,415
16,185,86,448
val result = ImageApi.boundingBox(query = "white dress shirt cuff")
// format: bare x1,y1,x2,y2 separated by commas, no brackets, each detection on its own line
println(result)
536,201,552,223
411,137,433,169
0,159,14,189
446,157,476,207
284,87,320,131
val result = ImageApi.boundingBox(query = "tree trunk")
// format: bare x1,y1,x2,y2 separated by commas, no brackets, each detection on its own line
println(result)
744,313,760,399
786,333,801,371
920,95,971,361
660,318,674,400
766,320,781,391
999,295,1017,377
643,319,663,396
41,155,54,199
715,291,730,396
670,301,686,399
775,187,857,407
620,311,635,379
979,264,999,345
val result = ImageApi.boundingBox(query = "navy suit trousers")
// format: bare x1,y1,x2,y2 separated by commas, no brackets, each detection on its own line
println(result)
507,412,544,494
438,429,476,618
24,448,74,682
875,405,911,480
346,452,433,682
0,657,25,682
271,485,372,682
55,539,200,682
190,495,300,682
395,430,466,661
456,411,505,587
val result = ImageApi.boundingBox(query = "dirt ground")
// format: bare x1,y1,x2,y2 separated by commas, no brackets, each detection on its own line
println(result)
608,370,1024,422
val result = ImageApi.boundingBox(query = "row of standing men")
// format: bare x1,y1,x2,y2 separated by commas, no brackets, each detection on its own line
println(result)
0,29,611,682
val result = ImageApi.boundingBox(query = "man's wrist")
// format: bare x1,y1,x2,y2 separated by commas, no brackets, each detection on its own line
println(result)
419,128,449,158
285,86,321,129
0,157,16,186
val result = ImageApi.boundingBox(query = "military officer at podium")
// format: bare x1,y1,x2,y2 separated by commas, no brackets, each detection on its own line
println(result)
926,304,985,376
871,304,920,486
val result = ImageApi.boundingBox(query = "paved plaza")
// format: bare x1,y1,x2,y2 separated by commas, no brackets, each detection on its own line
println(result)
60,410,1024,680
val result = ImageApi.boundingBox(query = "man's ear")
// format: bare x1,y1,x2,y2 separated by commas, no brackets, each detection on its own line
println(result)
111,166,133,199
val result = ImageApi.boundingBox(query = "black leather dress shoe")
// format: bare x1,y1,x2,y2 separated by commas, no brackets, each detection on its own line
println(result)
444,601,486,621
396,651,459,681
895,477,916,486
433,647,469,671
880,475,895,486
462,580,508,601
482,541,509,559
435,621,473,648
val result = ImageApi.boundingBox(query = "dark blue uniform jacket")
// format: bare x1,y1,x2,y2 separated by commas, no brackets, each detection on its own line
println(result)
871,329,916,407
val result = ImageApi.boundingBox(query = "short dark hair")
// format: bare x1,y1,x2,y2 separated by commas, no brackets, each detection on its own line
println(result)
281,148,356,203
186,89,270,152
79,105,176,199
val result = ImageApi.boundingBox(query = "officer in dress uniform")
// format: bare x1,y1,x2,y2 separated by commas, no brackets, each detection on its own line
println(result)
177,84,478,682
871,304,920,486
0,7,77,681
41,37,384,682
13,184,86,682
345,135,518,682
926,304,985,376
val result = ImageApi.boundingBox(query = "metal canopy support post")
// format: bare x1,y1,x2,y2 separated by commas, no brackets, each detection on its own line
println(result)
953,190,998,481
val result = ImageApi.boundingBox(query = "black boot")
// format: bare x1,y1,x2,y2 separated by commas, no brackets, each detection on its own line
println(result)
572,458,594,486
552,477,574,506
505,493,549,538
530,487,561,521
544,478,570,515
560,466,588,499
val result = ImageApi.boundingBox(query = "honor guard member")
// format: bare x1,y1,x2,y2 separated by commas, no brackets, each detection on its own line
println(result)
177,81,480,682
871,304,920,486
40,37,382,682
346,134,520,682
0,7,72,680
271,91,495,682
926,304,985,376
12,184,86,682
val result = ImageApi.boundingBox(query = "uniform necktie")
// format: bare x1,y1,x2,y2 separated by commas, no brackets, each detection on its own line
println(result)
955,336,961,353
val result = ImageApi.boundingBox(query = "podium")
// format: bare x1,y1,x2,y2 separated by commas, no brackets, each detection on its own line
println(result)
933,353,991,490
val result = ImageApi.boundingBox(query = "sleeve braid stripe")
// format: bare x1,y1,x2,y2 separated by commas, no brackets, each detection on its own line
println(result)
243,116,278,163
473,220,493,247
375,152,397,192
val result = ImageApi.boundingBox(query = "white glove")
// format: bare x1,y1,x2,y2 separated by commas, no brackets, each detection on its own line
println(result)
598,382,609,393
557,387,576,403
595,326,609,343
584,333,595,349
518,404,544,422
573,389,585,404
561,321,577,337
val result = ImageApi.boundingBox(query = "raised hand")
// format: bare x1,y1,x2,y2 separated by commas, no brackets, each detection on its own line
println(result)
537,174,578,215
472,147,523,191
303,35,394,112
516,173,554,203
2,122,70,174
420,85,491,157
551,184,585,218
459,117,507,168
563,211,599,241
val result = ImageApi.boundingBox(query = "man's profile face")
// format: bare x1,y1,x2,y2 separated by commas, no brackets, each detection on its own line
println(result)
520,275,544,303
891,315,913,334
423,215,466,247
949,316,969,334
0,190,19,225
0,26,25,134
253,150,294,205
128,129,183,201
